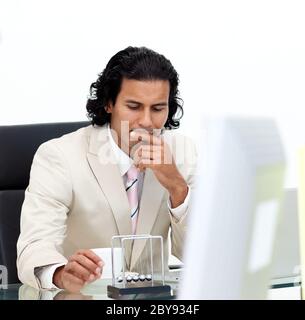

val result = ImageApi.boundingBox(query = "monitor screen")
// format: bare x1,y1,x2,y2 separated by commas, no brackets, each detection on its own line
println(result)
179,116,286,299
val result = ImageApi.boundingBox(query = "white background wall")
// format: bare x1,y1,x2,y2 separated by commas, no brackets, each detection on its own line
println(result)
0,0,304,187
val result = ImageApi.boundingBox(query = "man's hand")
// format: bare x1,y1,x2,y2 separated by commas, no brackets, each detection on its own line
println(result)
53,249,104,293
130,130,188,208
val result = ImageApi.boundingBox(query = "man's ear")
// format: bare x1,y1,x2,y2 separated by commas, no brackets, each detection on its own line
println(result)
105,103,113,114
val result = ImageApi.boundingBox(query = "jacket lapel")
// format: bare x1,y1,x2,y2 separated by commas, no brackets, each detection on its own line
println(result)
86,126,132,240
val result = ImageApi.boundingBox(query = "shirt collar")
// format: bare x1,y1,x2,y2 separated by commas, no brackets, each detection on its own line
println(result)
107,124,133,177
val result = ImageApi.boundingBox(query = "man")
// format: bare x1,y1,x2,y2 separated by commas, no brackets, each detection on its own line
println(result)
17,46,197,293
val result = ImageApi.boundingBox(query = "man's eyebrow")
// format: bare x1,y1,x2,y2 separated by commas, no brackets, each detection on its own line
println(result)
151,102,168,107
125,99,142,105
125,99,168,107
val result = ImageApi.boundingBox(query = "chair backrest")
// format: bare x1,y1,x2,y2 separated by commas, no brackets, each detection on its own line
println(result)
0,121,89,283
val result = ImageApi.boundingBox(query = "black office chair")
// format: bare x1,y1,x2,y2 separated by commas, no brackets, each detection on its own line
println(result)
0,121,89,284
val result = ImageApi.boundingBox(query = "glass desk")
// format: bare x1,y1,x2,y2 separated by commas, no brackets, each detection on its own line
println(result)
0,276,180,300
0,273,301,300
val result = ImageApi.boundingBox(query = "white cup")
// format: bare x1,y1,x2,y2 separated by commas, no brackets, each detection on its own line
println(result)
90,247,122,279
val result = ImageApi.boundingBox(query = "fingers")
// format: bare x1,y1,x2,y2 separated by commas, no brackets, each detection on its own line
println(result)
65,260,94,282
77,249,104,267
72,250,104,270
130,130,163,146
129,130,163,161
59,249,108,293
66,250,104,283
133,145,172,168
134,145,161,162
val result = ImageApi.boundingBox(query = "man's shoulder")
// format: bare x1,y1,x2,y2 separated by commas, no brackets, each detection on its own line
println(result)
54,124,92,144
37,124,93,154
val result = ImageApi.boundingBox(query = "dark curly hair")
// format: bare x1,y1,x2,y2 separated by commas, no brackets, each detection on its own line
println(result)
86,46,183,129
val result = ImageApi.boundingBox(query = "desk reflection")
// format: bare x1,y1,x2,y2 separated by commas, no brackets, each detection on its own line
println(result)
18,278,112,300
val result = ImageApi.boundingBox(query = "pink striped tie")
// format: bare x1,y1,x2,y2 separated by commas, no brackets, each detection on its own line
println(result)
126,165,139,234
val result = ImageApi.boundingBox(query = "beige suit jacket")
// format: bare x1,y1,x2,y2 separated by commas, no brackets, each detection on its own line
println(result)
17,124,197,289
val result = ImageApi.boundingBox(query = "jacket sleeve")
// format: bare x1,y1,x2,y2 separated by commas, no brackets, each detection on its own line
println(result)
17,140,71,289
169,136,197,261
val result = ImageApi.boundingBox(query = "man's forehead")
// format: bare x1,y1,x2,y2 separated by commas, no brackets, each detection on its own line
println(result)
119,78,170,100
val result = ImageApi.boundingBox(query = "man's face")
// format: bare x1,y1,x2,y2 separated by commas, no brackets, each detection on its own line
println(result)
106,78,170,153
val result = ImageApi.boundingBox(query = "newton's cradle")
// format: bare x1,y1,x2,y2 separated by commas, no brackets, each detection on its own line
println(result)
107,234,172,299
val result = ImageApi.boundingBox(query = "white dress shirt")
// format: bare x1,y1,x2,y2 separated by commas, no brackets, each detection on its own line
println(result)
35,125,190,289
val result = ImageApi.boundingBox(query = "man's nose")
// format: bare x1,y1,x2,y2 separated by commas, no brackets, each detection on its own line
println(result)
138,110,153,129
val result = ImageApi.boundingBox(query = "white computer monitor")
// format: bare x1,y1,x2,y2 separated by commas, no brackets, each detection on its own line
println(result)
270,188,300,286
179,116,286,299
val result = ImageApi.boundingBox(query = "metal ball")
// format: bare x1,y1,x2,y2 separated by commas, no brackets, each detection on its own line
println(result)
146,274,152,281
132,275,139,282
126,275,132,282
116,276,123,283
139,274,146,281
